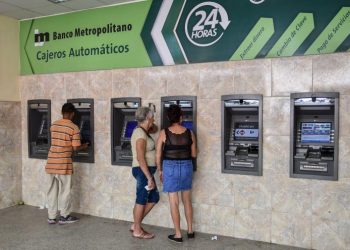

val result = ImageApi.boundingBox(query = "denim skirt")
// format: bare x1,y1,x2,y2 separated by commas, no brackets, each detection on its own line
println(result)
162,159,193,193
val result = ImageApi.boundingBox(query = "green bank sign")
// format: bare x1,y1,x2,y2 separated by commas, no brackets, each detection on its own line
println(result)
20,0,350,75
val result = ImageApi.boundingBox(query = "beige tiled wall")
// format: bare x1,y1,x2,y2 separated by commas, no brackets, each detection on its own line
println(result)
0,102,21,209
20,52,350,250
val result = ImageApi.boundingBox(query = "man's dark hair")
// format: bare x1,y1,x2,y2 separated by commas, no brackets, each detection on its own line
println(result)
61,103,76,114
167,104,182,124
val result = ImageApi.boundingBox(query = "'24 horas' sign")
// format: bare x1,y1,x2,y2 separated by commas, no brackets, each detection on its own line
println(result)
20,0,350,75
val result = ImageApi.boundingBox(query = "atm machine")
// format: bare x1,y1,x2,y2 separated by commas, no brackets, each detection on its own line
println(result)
111,98,141,166
290,92,339,181
67,98,94,163
161,96,197,170
28,100,51,159
221,95,263,176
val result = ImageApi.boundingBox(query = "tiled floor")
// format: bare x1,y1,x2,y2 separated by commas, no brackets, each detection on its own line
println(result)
0,205,306,250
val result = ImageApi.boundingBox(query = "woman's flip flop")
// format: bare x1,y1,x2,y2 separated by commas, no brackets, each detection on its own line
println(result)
132,232,155,239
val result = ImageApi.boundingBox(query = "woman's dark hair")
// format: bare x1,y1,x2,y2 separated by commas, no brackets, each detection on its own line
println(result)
61,103,76,114
167,104,182,124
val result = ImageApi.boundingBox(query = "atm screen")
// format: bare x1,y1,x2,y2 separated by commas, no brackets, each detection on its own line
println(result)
301,122,331,143
79,119,91,144
234,122,259,141
124,121,138,139
181,121,193,130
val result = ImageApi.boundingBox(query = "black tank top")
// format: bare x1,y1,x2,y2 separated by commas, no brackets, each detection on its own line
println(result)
163,128,192,160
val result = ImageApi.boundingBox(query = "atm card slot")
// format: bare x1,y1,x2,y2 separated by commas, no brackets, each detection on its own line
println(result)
119,155,132,160
236,148,248,156
76,152,89,156
247,153,258,157
321,157,333,161
300,162,327,172
307,150,321,159
118,151,132,158
232,161,254,168
35,148,49,152
225,151,235,156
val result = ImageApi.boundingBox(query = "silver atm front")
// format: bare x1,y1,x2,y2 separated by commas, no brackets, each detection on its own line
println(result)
222,95,263,176
291,93,339,181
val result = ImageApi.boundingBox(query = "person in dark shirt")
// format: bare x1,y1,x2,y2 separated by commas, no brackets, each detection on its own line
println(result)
156,104,197,243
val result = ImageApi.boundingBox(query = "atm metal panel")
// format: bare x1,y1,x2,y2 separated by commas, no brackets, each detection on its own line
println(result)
111,97,141,166
221,95,263,176
27,99,51,159
290,92,339,181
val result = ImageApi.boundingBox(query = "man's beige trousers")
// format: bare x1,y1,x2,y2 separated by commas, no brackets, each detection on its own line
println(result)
47,174,72,219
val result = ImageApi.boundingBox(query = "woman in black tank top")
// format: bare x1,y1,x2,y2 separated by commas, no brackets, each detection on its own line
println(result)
156,104,197,243
163,128,193,160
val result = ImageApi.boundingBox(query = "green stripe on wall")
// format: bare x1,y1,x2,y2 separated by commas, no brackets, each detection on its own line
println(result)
231,18,274,60
305,7,350,55
267,13,314,57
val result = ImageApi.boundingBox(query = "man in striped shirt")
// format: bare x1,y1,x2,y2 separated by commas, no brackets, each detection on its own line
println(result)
46,103,89,225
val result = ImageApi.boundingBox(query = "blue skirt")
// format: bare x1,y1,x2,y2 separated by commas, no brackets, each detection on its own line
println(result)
162,159,193,193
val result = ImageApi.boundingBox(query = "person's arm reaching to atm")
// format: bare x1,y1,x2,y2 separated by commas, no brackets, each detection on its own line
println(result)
72,128,89,151
73,143,89,151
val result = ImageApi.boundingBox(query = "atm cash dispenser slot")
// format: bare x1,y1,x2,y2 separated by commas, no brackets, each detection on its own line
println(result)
221,95,263,176
67,99,94,163
161,96,197,170
290,93,339,181
28,100,51,159
111,98,141,166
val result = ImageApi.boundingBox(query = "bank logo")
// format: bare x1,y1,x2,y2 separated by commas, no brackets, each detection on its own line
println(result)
250,0,265,4
34,29,50,47
185,2,230,47
237,129,246,136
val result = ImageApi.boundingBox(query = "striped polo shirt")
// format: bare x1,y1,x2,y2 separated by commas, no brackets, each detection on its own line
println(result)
45,119,81,175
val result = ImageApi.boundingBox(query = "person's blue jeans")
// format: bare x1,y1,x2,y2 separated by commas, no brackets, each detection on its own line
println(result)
132,166,159,205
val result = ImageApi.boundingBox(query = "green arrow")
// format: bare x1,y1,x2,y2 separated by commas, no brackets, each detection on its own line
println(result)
141,0,164,66
162,0,187,64
306,7,350,55
21,20,35,75
230,18,274,60
267,13,314,57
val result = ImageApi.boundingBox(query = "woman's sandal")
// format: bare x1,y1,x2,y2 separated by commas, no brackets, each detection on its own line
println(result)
129,226,146,233
187,232,195,239
132,232,155,239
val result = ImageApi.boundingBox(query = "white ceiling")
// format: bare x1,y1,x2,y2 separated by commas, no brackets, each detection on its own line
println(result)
0,0,136,20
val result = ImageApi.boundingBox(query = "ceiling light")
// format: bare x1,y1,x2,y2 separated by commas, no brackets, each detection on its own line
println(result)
48,0,71,3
